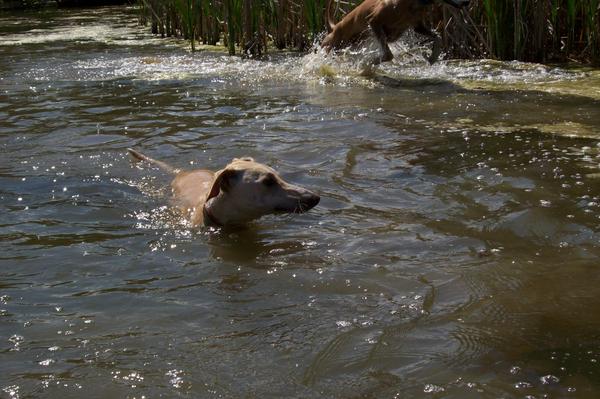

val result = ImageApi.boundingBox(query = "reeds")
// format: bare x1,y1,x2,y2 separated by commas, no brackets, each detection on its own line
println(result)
138,0,600,64
137,0,361,55
440,0,600,64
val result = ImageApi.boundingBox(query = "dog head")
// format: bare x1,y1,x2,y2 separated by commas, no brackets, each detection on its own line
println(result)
205,157,320,225
440,0,470,8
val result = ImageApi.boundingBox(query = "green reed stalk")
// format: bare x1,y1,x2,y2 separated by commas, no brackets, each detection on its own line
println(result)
303,0,321,42
224,0,237,55
566,0,576,45
173,0,196,50
513,0,520,59
481,0,497,58
584,0,600,62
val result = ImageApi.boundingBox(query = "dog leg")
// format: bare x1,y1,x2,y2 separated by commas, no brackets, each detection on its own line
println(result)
414,22,442,64
370,24,394,64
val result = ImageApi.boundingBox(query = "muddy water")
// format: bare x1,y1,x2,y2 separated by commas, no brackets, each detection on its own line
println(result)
2,6,600,399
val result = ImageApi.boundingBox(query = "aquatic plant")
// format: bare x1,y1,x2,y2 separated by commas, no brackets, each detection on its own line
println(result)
442,0,600,64
137,0,600,64
136,0,361,54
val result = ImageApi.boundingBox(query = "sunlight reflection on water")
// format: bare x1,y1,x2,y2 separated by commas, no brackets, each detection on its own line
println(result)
1,5,600,399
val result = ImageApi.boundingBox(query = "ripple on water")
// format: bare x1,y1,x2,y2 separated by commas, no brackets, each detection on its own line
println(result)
4,18,594,103
2,5,600,399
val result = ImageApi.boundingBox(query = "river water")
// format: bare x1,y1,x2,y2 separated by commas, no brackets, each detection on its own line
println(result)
2,6,600,399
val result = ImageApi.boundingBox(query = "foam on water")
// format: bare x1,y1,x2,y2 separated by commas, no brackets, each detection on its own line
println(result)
0,7,158,47
0,6,592,97
2,6,600,399
0,24,138,45
6,39,592,102
0,3,593,93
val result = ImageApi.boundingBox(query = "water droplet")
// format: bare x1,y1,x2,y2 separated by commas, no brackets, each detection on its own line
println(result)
166,369,184,388
336,320,352,328
514,381,533,389
39,359,55,366
423,384,444,393
2,385,19,398
540,374,559,384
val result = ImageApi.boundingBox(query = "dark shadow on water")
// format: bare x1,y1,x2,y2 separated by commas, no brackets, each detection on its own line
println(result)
372,73,465,93
206,225,307,266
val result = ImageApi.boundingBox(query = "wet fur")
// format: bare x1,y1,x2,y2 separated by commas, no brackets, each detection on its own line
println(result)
321,0,469,64
127,149,319,227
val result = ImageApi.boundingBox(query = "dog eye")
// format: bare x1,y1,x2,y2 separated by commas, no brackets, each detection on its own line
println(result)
263,175,276,187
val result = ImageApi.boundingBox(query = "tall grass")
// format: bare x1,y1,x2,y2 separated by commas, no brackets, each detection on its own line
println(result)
138,0,600,64
441,0,600,64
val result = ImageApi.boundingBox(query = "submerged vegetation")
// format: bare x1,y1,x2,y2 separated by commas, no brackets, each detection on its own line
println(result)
138,0,600,64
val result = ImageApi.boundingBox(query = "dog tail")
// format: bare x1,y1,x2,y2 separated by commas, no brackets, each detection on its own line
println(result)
325,0,336,33
127,148,179,174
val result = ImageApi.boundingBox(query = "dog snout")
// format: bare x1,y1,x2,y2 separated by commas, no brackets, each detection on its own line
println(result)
280,182,320,213
286,188,320,214
300,192,320,212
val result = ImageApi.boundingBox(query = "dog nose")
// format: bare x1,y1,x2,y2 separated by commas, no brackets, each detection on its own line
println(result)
301,192,320,211
307,194,320,209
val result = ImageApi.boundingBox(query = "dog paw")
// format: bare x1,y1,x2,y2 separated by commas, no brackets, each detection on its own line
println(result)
372,52,393,65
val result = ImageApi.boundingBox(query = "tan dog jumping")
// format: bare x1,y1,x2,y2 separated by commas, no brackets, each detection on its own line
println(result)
128,149,320,227
321,0,470,64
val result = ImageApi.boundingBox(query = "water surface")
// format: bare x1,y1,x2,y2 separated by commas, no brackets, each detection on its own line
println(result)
2,6,600,399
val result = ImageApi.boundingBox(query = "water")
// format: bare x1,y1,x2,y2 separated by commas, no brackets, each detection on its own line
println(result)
2,6,600,399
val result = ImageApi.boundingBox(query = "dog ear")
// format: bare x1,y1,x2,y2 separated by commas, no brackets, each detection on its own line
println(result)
206,169,238,201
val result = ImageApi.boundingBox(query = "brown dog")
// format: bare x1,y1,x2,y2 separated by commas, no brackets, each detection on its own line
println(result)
128,149,320,227
321,0,470,64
